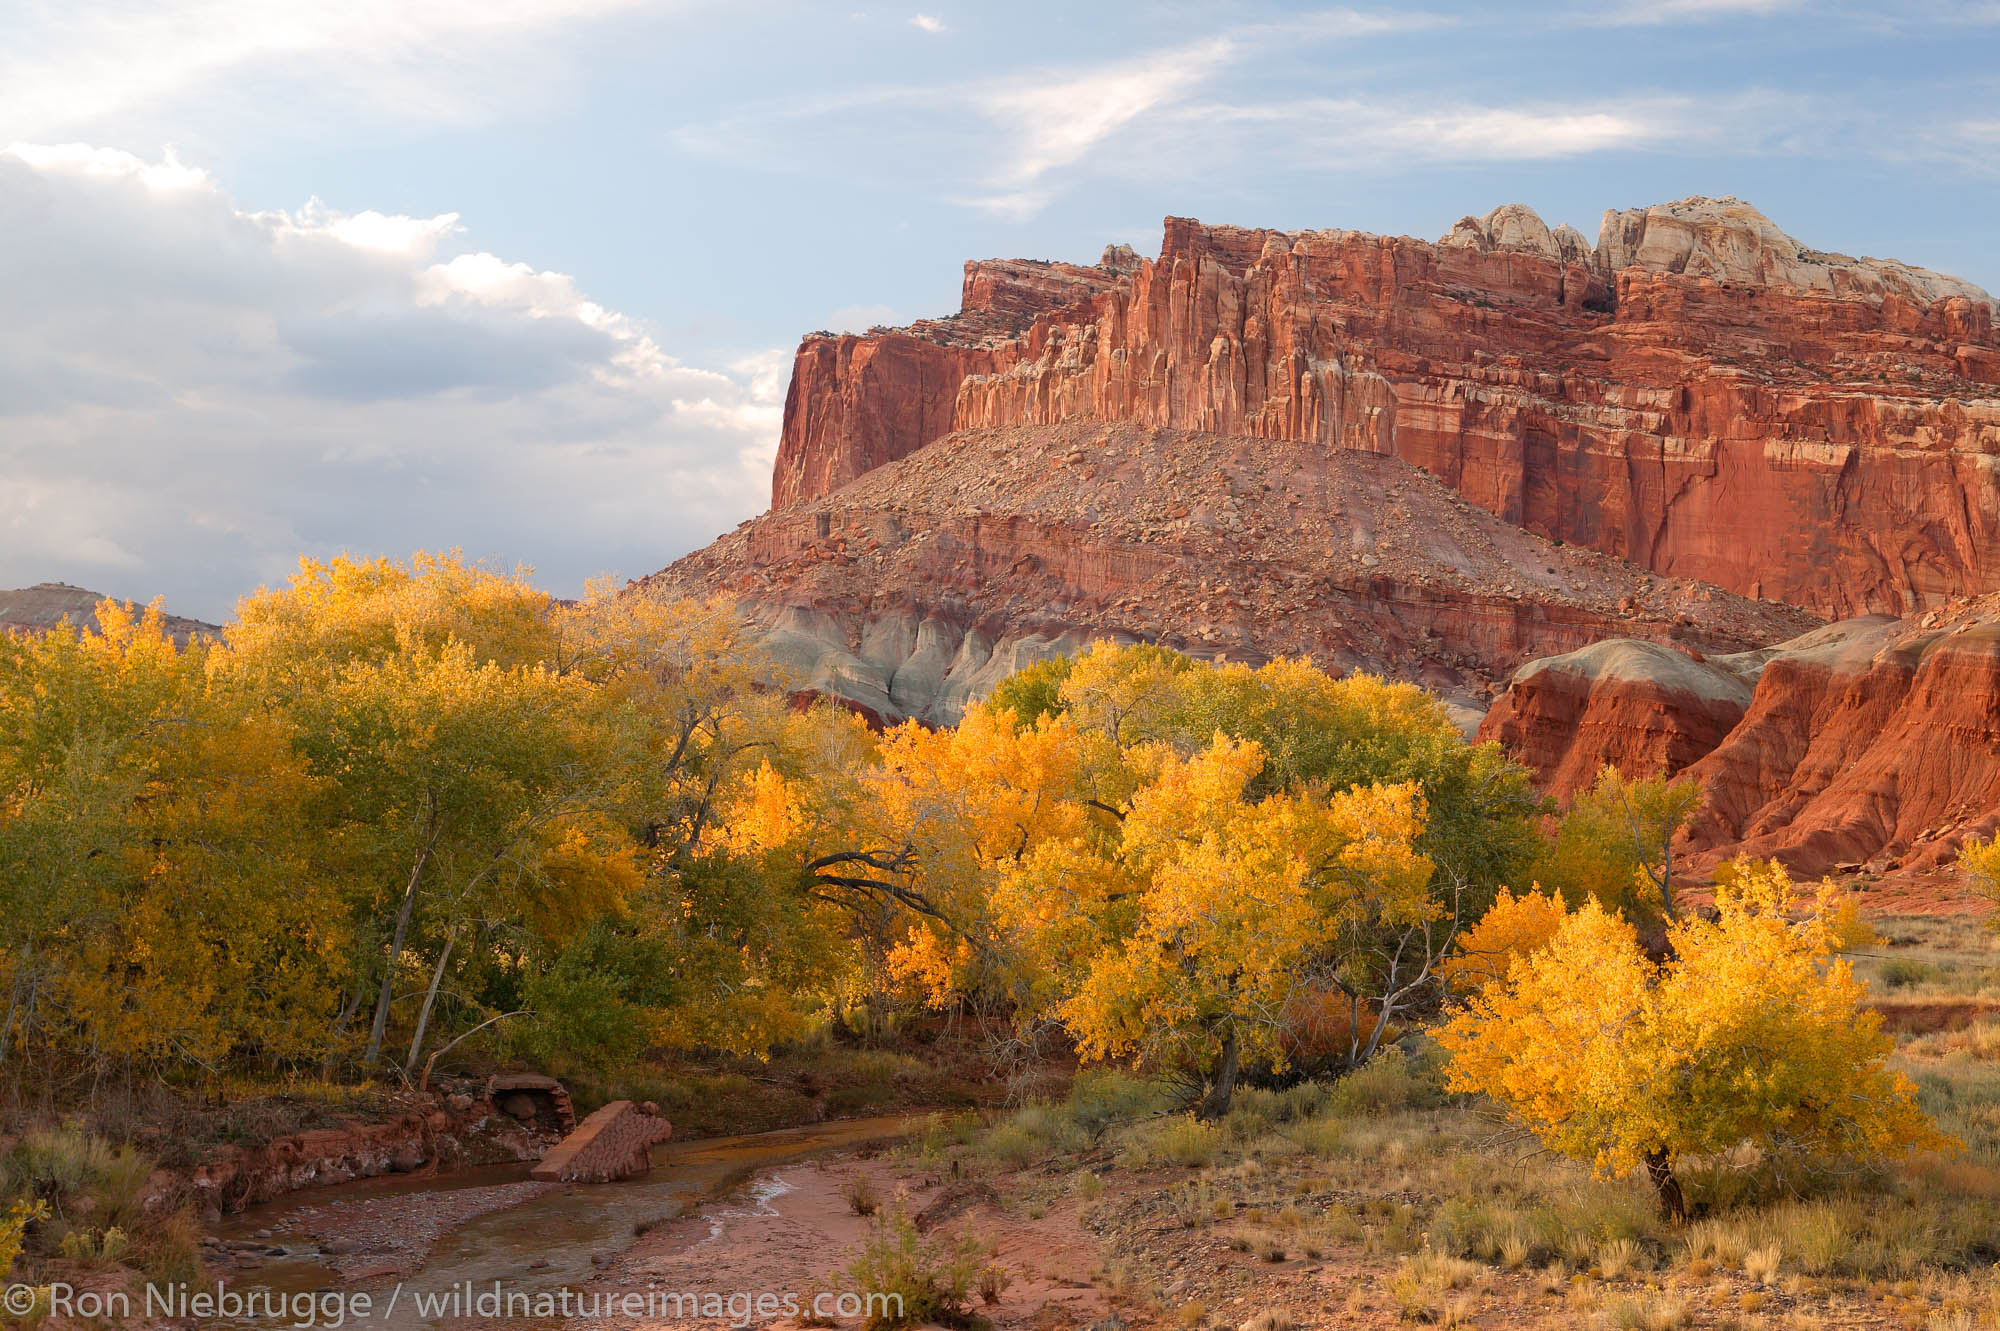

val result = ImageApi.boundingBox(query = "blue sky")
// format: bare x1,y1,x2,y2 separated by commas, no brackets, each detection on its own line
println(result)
2,0,1996,619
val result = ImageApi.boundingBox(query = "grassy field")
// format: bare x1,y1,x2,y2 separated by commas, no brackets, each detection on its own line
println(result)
868,920,2000,1330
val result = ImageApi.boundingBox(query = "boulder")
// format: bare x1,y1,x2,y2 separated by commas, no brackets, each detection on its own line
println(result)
530,1102,674,1185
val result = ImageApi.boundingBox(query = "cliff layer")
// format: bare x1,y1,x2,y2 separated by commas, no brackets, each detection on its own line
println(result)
773,198,2000,618
650,422,1817,728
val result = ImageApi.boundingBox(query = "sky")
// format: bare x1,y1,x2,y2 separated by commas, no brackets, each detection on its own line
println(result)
2,0,1996,621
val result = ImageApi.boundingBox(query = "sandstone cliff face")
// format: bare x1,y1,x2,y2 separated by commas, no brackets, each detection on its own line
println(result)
774,198,2000,618
1483,605,2000,896
771,249,1137,507
1681,603,2000,882
649,422,1817,729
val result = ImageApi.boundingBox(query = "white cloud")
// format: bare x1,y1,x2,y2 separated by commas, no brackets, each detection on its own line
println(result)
960,37,1236,216
910,13,946,33
1585,0,1801,24
0,0,663,138
674,15,1452,218
674,30,1767,220
0,144,780,618
1137,94,1713,170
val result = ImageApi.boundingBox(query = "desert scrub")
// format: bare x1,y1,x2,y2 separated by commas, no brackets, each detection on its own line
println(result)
1327,1045,1446,1116
1877,958,1941,990
1389,1250,1481,1322
1284,1115,1344,1157
1061,1070,1172,1138
842,1202,989,1329
1601,1291,1688,1331
979,1121,1045,1168
910,1111,981,1160
1152,1116,1222,1167
842,1173,880,1216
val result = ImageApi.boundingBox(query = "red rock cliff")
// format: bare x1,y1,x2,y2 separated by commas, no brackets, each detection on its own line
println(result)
773,198,2000,618
1481,605,2000,896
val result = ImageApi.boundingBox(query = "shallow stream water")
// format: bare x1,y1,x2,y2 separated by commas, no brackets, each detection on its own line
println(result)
203,1114,918,1327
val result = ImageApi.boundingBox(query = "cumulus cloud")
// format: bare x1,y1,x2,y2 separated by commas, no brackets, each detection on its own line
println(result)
909,13,946,33
0,144,780,620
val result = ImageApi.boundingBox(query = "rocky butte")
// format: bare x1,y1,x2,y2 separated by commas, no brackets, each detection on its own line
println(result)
651,196,2000,888
772,196,1997,619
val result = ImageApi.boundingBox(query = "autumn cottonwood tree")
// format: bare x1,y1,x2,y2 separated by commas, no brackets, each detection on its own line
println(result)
1023,739,1441,1117
1960,833,2000,922
1530,766,1700,929
289,641,607,1070
727,702,1114,1038
1439,860,1945,1220
754,645,1540,1112
0,603,342,1076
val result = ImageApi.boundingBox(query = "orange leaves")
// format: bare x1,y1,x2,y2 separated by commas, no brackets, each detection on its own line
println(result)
1437,885,1567,996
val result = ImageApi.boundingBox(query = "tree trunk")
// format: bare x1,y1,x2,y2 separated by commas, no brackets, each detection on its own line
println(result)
1645,1149,1688,1222
1197,1024,1241,1121
365,805,438,1065
403,928,458,1075
322,983,367,1078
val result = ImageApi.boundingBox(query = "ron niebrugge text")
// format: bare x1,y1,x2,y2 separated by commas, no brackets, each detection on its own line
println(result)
4,1280,904,1327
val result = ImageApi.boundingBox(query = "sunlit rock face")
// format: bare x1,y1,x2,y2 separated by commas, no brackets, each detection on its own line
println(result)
773,198,2000,620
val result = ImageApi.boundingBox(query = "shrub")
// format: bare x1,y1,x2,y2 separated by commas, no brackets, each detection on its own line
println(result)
1326,1046,1442,1116
843,1203,988,1328
1062,1070,1170,1139
980,1122,1042,1169
1879,958,1940,989
1389,1250,1480,1321
842,1173,880,1217
1238,1313,1295,1331
1602,1293,1687,1331
1596,1236,1642,1279
1167,1180,1217,1228
4,1128,118,1204
1287,1117,1344,1157
1155,1117,1222,1167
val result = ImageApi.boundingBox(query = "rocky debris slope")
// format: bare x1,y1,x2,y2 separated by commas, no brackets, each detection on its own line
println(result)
1482,601,2000,893
0,581,218,645
645,422,1818,728
773,197,2000,618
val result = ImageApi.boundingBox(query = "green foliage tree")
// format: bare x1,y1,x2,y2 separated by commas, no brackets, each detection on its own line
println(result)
1528,766,1701,925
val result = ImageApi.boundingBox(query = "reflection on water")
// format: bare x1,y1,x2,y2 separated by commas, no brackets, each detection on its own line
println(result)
206,1114,917,1328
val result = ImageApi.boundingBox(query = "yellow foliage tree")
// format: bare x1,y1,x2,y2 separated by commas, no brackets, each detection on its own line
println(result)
1437,886,1568,996
1959,832,2000,923
0,600,342,1072
1,1199,47,1278
1438,859,1946,1219
1040,739,1438,1116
